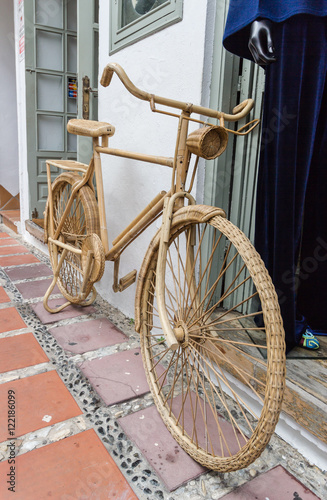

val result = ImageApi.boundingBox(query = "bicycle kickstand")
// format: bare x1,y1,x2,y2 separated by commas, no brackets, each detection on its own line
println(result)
43,248,72,313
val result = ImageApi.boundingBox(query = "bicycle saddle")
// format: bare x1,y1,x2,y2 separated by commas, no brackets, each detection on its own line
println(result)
67,119,115,137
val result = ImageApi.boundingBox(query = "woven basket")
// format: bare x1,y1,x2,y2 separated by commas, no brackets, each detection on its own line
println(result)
186,126,228,160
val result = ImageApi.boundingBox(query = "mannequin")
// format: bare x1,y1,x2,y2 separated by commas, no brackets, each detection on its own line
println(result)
248,20,276,65
223,4,327,352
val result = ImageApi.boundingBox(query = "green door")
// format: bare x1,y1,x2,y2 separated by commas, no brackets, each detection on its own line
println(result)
25,0,99,219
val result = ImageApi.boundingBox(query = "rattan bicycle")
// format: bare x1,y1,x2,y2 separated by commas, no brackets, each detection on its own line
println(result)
43,63,286,472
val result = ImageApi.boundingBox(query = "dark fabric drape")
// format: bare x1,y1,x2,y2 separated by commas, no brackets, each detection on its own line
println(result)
255,15,327,352
223,1,327,61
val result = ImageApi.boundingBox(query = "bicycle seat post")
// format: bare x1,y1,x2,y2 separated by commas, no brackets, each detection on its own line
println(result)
93,136,110,254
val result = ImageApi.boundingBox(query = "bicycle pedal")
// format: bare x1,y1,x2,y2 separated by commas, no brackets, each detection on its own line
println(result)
117,270,137,292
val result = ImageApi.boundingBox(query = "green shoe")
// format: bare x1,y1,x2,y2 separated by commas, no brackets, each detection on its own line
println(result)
299,329,320,350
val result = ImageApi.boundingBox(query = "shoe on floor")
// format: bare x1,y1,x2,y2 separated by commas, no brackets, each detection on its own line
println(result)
299,328,320,350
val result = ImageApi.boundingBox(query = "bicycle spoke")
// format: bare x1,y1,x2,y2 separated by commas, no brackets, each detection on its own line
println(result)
189,342,258,430
194,339,266,397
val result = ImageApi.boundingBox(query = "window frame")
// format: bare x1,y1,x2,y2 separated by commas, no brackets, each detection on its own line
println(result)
110,0,183,54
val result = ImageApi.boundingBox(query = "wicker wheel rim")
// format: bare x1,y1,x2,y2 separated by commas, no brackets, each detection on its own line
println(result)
46,173,100,303
139,207,286,471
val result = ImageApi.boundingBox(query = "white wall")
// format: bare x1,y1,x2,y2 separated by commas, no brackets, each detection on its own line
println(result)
97,0,212,318
13,0,34,241
0,0,19,196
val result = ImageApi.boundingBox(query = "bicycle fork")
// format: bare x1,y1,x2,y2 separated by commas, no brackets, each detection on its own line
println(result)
156,192,196,350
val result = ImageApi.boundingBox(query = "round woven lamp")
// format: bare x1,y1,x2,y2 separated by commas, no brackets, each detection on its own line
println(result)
186,126,228,159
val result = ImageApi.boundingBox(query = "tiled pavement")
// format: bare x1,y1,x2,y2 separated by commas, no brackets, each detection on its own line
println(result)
0,224,325,499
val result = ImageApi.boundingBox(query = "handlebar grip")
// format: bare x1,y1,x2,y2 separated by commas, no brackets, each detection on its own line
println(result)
100,65,114,87
232,99,254,118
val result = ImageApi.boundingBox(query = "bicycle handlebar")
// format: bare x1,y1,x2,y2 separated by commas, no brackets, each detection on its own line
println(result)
100,63,254,122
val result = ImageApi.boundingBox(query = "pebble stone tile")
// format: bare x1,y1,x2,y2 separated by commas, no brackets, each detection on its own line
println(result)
4,263,53,281
31,298,96,324
220,465,320,499
79,348,165,406
0,224,326,500
119,404,206,491
48,317,128,354
15,278,60,299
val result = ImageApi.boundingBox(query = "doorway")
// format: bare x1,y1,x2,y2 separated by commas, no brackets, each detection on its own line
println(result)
24,0,99,223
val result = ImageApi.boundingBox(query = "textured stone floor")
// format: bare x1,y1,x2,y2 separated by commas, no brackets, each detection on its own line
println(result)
0,223,325,499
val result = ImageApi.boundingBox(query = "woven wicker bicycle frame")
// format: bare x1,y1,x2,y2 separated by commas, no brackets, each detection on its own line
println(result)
44,63,286,472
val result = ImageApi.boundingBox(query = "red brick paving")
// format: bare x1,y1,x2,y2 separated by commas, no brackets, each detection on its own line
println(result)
0,237,20,246
0,370,82,441
0,232,10,238
0,245,30,256
0,429,139,500
0,254,40,267
0,307,26,334
0,287,10,303
0,333,49,373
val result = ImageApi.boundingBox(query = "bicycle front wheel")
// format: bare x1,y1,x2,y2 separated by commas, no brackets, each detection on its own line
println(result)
138,205,285,472
46,172,102,303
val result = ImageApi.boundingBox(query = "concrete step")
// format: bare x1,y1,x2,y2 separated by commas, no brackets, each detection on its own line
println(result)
25,218,45,242
0,209,20,234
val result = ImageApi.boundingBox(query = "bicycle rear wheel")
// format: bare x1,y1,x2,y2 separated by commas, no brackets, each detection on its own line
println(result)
46,172,103,303
138,205,285,471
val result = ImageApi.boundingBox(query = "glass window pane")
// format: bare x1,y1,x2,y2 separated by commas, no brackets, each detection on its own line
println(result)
38,115,64,151
67,35,77,73
67,0,77,31
35,0,63,28
67,118,77,152
36,30,63,71
121,0,166,28
37,74,63,112
67,97,77,113
94,0,99,23
93,30,99,86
